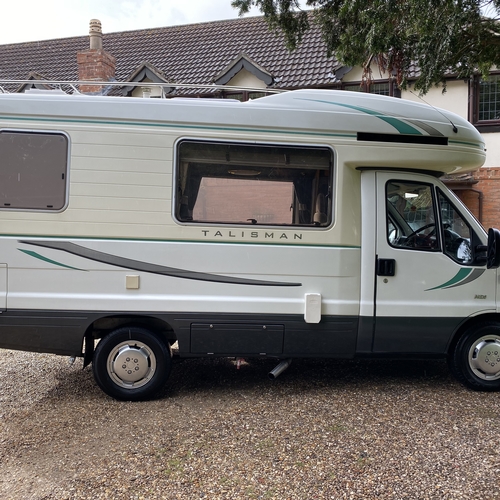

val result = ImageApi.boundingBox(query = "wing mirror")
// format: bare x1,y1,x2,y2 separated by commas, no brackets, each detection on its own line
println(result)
486,228,500,269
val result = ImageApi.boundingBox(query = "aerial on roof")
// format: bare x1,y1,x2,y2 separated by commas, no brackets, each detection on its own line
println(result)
0,16,340,95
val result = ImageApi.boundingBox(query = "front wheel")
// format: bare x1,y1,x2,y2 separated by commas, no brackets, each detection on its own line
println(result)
450,322,500,391
93,327,172,401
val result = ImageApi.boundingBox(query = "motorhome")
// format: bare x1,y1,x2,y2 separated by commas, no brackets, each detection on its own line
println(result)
0,87,499,400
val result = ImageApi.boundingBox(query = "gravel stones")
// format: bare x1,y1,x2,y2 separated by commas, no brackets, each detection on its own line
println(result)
0,350,499,499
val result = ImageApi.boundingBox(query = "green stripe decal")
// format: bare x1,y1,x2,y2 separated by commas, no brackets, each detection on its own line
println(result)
18,249,85,271
297,99,423,135
0,114,356,140
425,268,472,291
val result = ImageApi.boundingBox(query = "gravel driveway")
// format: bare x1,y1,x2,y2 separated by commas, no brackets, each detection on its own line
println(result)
0,349,499,500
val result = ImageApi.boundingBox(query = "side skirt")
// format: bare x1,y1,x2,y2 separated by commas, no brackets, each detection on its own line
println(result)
0,310,359,358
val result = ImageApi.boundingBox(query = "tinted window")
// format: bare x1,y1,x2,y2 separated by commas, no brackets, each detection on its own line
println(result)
0,131,68,210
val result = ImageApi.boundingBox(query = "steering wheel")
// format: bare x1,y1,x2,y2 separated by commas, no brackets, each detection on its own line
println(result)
405,223,436,248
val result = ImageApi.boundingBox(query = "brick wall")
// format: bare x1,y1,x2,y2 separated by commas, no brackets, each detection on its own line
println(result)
77,49,116,94
456,188,482,222
471,167,500,230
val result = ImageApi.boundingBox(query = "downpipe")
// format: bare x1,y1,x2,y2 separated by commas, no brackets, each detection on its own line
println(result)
268,359,292,380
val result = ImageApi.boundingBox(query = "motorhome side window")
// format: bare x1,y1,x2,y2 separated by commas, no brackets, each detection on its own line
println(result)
0,130,68,210
175,141,333,227
386,181,439,251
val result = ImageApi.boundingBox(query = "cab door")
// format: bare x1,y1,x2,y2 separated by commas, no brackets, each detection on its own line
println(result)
373,171,496,354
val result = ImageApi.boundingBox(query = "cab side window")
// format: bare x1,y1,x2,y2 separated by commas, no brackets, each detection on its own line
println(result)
386,181,439,251
437,189,473,264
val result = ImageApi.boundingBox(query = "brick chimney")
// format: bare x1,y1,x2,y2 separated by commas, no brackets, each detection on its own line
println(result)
77,19,116,94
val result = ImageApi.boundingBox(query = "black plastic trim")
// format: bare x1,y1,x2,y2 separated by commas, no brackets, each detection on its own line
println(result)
357,132,448,146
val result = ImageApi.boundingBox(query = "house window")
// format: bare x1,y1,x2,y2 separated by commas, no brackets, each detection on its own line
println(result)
343,81,391,95
344,84,363,92
370,82,390,95
0,130,69,211
224,92,245,101
222,91,267,102
175,141,333,227
470,73,500,129
477,74,500,122
248,92,267,100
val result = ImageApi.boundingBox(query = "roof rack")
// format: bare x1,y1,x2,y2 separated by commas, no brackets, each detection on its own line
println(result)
0,80,286,97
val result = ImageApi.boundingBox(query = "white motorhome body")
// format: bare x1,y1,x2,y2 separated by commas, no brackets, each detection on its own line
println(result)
0,88,498,400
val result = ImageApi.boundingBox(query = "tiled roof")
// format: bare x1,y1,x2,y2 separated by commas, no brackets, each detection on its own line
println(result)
0,16,340,94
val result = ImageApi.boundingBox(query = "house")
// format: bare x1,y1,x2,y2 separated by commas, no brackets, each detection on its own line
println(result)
0,15,499,228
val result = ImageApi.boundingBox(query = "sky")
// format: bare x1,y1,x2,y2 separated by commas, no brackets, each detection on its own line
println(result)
0,0,264,45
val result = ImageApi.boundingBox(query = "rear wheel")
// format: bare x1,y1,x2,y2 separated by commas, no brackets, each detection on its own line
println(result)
450,322,500,391
93,326,172,401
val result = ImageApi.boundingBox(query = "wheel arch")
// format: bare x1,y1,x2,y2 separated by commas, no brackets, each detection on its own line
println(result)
447,312,500,357
83,314,177,368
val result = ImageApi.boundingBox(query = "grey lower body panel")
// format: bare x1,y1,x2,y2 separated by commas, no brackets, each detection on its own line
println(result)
0,310,93,356
0,310,465,358
357,315,465,355
0,310,359,358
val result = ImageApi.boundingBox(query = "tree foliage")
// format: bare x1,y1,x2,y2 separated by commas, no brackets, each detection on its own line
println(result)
232,0,500,93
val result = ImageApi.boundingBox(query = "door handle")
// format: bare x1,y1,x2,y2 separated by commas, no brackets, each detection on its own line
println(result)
377,258,396,276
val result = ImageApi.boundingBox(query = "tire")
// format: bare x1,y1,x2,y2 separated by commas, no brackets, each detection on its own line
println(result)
450,322,500,391
92,326,172,401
